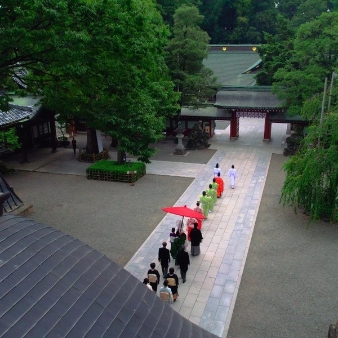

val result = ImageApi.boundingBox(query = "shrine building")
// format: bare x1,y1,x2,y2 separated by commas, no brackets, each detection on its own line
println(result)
166,44,309,141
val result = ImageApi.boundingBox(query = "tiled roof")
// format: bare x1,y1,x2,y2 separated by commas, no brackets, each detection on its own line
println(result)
0,215,218,338
204,50,260,86
0,105,36,127
215,87,283,109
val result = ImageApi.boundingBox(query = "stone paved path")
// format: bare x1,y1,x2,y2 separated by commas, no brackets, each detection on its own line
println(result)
125,118,288,337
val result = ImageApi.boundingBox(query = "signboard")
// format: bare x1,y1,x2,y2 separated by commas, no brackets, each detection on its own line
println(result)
236,111,266,118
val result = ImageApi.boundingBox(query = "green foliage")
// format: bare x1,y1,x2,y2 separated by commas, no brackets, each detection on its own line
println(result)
255,15,295,86
272,12,338,116
0,128,21,151
281,113,338,222
165,5,219,107
289,0,328,28
10,0,180,163
87,160,146,174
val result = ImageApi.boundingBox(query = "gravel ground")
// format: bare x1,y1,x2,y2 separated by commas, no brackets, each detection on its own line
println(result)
227,154,338,338
6,172,193,266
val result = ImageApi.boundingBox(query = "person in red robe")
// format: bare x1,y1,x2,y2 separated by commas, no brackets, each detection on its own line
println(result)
215,172,224,197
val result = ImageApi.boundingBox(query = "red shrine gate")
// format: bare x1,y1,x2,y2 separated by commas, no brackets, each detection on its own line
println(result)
229,109,280,141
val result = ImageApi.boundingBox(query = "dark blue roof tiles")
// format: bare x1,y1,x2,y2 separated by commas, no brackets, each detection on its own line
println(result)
0,216,219,338
0,105,35,127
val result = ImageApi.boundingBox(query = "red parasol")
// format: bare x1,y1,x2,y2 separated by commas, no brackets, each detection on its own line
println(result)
162,205,206,220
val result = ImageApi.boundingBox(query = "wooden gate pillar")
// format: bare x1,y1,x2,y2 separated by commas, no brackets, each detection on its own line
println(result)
230,111,239,140
263,113,271,142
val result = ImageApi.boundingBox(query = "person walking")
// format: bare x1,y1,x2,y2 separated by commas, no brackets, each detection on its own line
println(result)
158,242,170,277
190,222,203,256
213,163,222,177
215,172,224,197
169,227,177,248
159,280,173,304
206,184,216,211
211,179,219,203
147,262,160,292
143,278,153,291
165,267,179,302
193,201,204,229
199,191,210,218
71,138,77,154
228,165,238,189
176,246,190,283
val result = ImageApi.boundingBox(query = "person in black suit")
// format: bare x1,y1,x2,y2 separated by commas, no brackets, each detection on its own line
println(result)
176,246,190,283
158,242,171,277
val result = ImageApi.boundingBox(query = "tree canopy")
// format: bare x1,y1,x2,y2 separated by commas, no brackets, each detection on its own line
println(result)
259,11,338,222
272,12,338,116
0,0,179,163
165,5,219,108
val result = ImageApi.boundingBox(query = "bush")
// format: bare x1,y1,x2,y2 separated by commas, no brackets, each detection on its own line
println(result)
86,160,146,183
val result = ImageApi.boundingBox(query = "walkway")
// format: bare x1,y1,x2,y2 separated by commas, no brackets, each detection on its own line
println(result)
125,118,287,337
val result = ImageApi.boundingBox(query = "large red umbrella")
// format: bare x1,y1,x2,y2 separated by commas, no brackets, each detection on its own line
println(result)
162,205,206,220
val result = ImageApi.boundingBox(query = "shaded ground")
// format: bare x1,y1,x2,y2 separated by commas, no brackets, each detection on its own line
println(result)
227,154,338,338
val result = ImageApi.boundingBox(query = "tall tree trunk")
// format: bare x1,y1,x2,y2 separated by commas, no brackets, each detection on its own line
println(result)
86,128,99,153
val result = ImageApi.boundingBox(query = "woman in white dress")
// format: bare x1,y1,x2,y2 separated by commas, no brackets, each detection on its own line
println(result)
227,165,238,189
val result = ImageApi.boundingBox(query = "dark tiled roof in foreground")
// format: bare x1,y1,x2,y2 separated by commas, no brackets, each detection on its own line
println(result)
0,215,218,338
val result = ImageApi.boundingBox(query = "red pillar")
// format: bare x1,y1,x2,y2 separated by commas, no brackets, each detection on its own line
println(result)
230,111,239,140
263,113,271,142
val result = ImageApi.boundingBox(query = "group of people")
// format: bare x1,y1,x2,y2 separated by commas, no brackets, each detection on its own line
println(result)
143,241,184,304
143,163,238,304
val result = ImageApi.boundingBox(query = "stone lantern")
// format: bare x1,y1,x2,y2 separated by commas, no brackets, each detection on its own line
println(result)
174,122,186,155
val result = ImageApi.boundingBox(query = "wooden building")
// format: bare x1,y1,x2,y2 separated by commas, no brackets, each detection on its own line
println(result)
0,95,57,162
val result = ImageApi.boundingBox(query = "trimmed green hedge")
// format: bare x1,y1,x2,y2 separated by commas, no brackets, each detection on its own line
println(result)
86,160,146,183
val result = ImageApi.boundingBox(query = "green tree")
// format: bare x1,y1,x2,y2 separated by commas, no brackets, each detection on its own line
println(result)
156,0,201,27
272,12,338,116
290,0,329,28
0,128,21,151
165,5,219,108
281,112,338,221
255,15,295,85
30,0,179,163
271,12,338,222
276,0,304,20
0,0,82,109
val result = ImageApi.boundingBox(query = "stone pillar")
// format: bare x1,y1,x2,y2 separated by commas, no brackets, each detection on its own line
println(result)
263,113,271,142
230,111,239,140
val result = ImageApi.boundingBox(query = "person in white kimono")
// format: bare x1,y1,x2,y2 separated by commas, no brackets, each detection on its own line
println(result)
228,165,238,189
213,163,222,177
